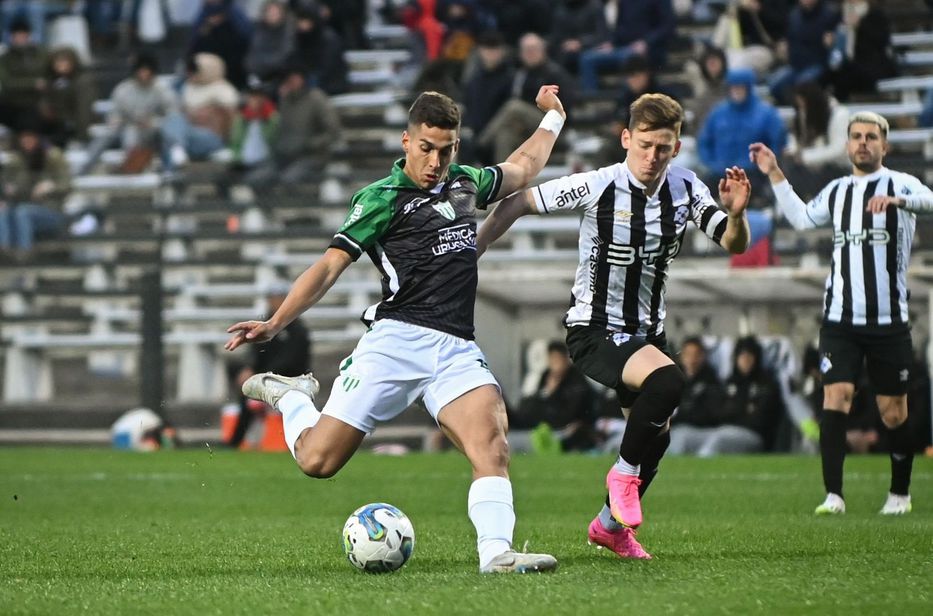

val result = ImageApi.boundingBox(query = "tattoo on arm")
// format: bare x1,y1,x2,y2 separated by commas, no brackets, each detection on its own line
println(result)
518,151,537,162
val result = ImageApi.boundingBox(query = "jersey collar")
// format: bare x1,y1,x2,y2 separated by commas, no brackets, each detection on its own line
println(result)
623,159,669,199
850,165,889,184
390,158,420,189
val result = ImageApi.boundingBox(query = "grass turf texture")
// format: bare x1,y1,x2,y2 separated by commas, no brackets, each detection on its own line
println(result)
1,449,930,615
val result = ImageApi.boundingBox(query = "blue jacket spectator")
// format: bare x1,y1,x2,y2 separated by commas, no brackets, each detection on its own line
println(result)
699,68,786,174
577,0,675,91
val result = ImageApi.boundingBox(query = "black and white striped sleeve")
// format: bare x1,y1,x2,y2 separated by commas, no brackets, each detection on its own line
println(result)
688,178,729,243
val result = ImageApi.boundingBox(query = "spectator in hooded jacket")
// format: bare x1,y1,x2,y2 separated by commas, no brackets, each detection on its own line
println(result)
246,0,295,82
38,47,96,146
699,68,786,180
287,0,348,95
160,53,239,171
671,336,784,455
0,18,47,132
669,337,727,455
0,125,71,257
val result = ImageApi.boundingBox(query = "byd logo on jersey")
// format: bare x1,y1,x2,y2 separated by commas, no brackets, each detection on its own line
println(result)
605,240,683,267
833,229,891,246
432,224,476,255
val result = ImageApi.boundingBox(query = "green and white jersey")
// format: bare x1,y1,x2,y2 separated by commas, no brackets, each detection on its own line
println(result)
330,159,504,340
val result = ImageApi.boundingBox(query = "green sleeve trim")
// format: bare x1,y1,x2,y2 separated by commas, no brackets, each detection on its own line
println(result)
332,183,396,259
451,163,503,209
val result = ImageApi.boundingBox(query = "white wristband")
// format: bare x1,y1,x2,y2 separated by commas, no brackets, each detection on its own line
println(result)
539,109,565,135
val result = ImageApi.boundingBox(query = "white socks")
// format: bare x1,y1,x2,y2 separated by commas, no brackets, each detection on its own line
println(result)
614,456,640,477
278,390,321,459
468,476,515,570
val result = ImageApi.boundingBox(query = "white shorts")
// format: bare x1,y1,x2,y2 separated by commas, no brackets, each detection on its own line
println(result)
321,319,500,433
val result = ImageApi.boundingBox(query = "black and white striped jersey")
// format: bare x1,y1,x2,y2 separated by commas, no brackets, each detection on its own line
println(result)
774,167,933,328
531,161,729,337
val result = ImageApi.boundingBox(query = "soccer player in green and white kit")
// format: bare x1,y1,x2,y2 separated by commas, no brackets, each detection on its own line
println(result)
225,87,566,573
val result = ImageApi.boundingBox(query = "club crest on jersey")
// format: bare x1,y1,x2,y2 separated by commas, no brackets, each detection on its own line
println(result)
674,204,689,226
609,332,632,346
433,200,457,220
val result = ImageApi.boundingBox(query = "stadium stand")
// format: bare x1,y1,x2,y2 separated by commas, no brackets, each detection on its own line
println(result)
0,0,931,452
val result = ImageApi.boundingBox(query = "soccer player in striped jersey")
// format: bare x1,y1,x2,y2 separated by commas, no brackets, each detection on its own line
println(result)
225,87,567,574
477,93,751,559
750,111,933,516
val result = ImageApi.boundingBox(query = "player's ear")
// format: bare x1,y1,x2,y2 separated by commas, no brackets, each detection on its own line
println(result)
401,130,410,154
673,139,682,158
620,127,631,149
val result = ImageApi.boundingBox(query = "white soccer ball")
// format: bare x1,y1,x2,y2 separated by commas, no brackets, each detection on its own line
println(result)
342,503,415,573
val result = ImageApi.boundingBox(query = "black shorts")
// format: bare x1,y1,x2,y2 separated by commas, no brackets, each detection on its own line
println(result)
819,322,913,396
565,326,669,409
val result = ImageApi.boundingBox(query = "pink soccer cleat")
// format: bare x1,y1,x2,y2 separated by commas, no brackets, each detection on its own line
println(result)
606,468,643,528
587,517,652,560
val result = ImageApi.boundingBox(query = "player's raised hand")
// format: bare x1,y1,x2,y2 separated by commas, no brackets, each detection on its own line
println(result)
719,166,751,216
748,142,778,175
535,84,565,118
866,195,902,214
224,320,280,351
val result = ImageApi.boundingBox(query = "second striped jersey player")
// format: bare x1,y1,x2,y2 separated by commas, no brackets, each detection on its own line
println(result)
750,110,933,517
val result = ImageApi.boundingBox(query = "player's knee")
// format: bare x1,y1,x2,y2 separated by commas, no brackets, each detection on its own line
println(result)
823,384,854,411
467,432,510,474
879,398,908,429
642,364,685,411
297,451,341,479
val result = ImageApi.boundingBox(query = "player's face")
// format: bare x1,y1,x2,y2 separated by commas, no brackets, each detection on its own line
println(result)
402,123,459,189
847,122,887,174
621,125,681,185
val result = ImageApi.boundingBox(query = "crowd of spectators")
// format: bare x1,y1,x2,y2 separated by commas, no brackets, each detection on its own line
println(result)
0,0,925,261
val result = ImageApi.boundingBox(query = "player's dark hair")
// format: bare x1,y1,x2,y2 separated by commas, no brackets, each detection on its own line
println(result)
629,93,683,135
408,91,460,131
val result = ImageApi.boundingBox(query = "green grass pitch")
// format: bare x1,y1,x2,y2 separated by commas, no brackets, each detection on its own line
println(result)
1,449,930,615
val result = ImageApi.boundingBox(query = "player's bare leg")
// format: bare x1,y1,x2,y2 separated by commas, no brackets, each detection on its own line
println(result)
438,384,557,573
877,394,913,514
242,372,365,478
815,382,853,514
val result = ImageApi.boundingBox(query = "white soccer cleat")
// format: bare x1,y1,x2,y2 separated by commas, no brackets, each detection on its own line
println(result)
242,372,320,409
814,493,846,515
480,550,558,574
879,492,912,515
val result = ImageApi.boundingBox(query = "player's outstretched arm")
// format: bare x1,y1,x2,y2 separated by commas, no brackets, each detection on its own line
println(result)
749,142,818,230
717,166,751,254
476,189,538,257
495,85,566,197
224,248,352,351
